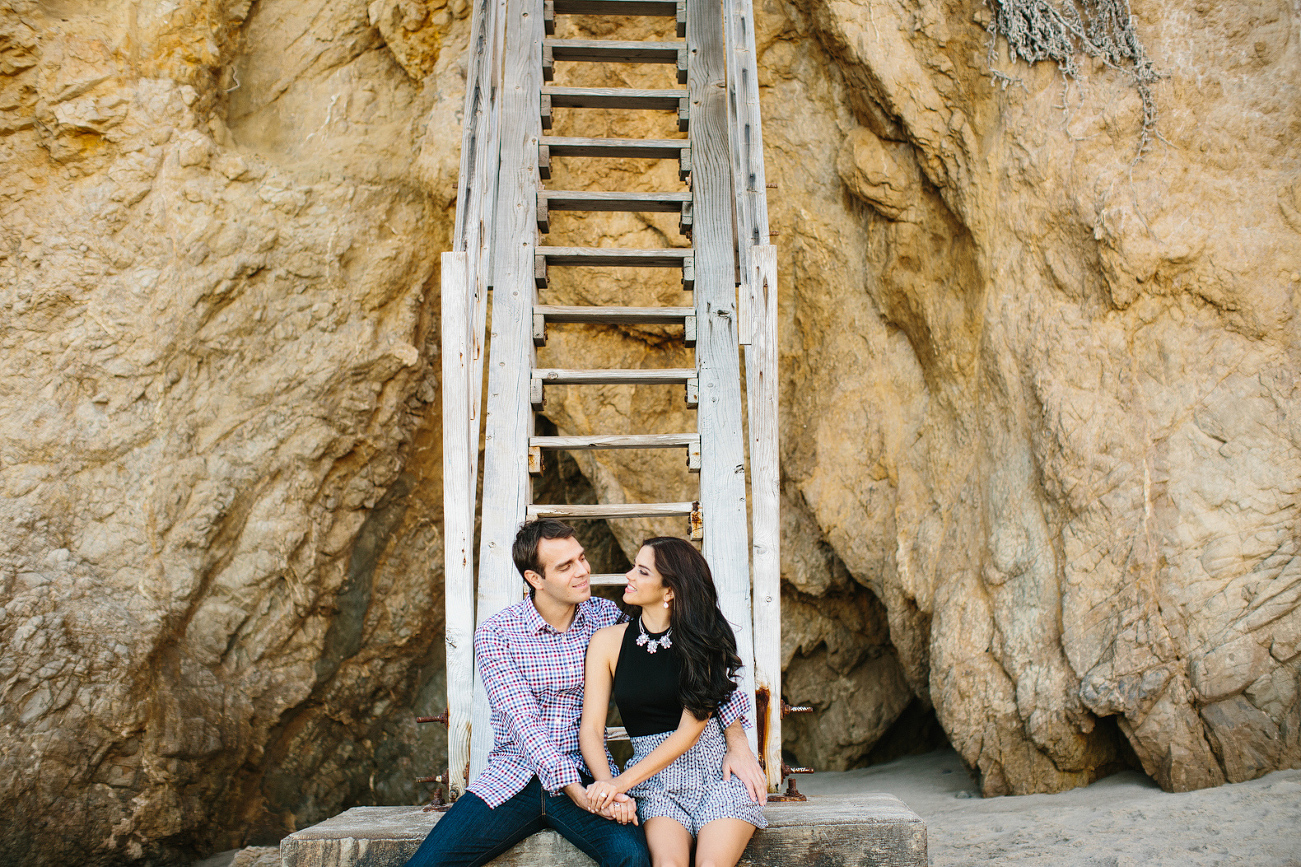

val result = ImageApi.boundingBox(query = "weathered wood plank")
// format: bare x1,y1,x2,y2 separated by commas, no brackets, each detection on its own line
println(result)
527,502,696,519
471,0,544,782
543,39,687,84
441,0,505,798
539,136,690,181
724,0,772,346
552,0,679,16
687,0,758,755
537,191,692,233
543,85,686,109
536,245,692,269
531,433,698,448
746,244,781,789
541,135,687,158
282,797,928,867
533,367,696,383
536,304,694,324
540,190,692,211
547,38,681,63
440,253,476,799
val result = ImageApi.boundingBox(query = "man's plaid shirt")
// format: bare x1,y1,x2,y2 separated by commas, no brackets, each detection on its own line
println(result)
467,595,750,808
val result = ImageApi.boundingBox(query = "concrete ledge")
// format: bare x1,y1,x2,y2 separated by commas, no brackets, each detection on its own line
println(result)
281,795,927,867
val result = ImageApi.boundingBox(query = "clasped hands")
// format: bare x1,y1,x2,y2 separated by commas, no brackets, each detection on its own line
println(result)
565,780,638,825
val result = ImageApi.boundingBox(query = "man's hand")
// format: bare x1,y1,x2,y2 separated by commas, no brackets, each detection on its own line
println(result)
721,727,768,806
564,782,593,812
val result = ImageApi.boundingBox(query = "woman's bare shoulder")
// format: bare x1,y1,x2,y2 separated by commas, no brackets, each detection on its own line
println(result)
593,622,629,650
592,622,629,644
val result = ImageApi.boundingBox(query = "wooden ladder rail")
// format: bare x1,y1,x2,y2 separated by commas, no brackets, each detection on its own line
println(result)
724,0,781,789
686,0,759,757
468,0,547,781
441,0,505,799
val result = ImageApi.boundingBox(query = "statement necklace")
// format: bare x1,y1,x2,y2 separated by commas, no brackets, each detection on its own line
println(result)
635,616,673,654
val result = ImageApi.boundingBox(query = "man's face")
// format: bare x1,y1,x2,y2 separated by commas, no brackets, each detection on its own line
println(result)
528,535,592,607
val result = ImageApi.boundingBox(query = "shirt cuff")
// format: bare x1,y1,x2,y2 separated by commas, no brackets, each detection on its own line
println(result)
541,760,582,795
717,688,751,730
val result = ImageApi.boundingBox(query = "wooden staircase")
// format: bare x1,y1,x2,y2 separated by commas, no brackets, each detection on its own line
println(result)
439,0,782,801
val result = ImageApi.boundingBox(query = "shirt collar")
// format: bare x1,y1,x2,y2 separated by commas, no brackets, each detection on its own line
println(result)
520,596,587,635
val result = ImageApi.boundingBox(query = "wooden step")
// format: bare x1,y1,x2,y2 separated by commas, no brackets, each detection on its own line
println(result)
532,305,696,347
589,574,628,586
543,39,687,84
538,136,690,182
536,304,694,324
544,0,686,38
526,501,697,519
534,246,694,290
537,190,692,234
528,433,701,474
541,87,689,132
281,796,928,867
531,368,698,409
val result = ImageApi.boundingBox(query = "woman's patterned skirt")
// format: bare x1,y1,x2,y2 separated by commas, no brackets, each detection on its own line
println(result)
625,718,768,836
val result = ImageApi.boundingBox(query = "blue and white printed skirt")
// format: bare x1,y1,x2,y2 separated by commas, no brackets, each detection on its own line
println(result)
625,718,768,836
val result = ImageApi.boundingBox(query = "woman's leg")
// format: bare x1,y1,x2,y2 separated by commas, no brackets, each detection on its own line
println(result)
642,817,693,867
692,818,756,867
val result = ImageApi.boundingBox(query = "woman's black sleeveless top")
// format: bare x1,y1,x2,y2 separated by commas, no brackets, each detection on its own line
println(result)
612,619,683,736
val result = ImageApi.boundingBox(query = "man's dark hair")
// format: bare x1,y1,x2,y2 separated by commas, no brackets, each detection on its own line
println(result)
512,519,576,593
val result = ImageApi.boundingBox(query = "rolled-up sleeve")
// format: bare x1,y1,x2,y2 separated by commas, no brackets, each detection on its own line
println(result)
717,680,751,730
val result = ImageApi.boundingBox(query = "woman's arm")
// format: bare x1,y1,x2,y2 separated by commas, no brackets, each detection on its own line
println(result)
579,625,623,784
586,707,709,810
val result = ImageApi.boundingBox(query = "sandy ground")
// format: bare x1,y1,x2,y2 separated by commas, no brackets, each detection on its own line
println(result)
801,749,1301,866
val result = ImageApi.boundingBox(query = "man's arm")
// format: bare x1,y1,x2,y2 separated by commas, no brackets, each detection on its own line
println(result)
475,624,581,794
719,694,768,806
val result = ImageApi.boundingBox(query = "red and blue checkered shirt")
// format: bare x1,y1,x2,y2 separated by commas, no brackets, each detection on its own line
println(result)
467,595,751,807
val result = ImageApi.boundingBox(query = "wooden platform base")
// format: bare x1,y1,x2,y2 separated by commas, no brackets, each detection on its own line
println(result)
280,795,926,867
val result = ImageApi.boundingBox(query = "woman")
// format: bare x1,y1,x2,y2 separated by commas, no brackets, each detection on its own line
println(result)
579,537,766,867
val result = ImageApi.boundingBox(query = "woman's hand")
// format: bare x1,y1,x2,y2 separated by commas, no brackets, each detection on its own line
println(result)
584,778,623,814
605,794,639,825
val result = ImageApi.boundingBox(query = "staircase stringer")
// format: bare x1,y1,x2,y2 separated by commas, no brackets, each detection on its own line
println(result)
725,0,781,790
468,0,545,782
442,0,507,799
688,0,758,756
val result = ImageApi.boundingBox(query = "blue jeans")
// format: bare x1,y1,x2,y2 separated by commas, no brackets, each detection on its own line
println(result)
402,777,650,867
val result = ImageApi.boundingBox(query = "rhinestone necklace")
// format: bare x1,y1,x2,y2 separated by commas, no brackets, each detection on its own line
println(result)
635,616,673,654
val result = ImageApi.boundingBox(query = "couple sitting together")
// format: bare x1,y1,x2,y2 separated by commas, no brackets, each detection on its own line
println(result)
404,519,768,867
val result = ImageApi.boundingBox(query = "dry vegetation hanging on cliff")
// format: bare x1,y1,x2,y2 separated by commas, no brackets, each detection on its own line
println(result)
984,0,1159,154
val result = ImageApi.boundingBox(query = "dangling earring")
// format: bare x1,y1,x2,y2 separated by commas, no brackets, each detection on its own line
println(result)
663,600,670,608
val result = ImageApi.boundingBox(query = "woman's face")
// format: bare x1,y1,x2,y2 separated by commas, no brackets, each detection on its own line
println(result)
623,546,672,609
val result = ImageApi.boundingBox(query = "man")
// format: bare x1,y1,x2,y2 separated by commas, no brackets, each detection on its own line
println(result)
403,519,766,867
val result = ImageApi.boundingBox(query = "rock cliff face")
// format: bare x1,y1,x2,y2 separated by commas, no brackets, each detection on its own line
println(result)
0,0,1298,863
